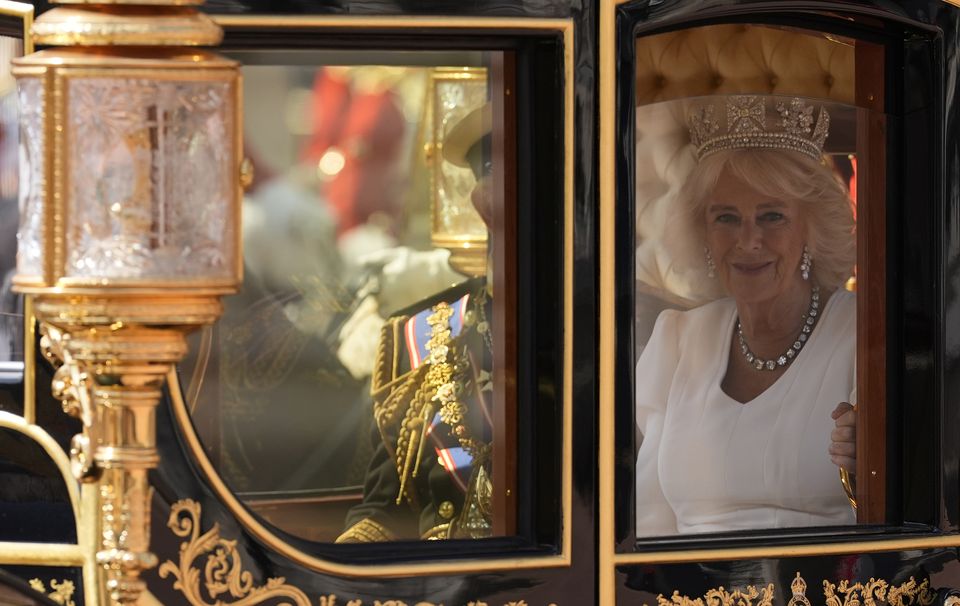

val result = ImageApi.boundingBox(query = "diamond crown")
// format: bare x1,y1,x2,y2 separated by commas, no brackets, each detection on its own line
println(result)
688,95,830,162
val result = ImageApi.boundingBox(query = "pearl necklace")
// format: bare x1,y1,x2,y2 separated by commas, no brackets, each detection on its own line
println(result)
736,286,820,371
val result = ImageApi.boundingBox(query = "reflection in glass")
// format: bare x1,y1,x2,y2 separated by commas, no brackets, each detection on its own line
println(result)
65,78,235,280
633,94,862,537
0,36,22,364
182,57,506,542
429,68,489,277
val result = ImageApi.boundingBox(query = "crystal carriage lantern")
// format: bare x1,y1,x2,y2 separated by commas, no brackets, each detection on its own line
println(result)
10,2,241,604
428,67,489,277
12,15,240,289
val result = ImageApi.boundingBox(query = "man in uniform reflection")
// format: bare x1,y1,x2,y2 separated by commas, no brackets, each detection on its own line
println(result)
336,104,495,542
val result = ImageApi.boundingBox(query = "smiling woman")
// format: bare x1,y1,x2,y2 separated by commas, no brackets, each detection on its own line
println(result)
633,94,859,536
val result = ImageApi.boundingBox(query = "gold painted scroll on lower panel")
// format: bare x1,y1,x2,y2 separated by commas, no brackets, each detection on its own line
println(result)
159,499,555,606
650,572,937,606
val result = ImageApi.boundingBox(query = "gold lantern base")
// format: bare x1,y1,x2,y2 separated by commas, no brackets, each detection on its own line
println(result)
432,236,488,278
36,295,222,604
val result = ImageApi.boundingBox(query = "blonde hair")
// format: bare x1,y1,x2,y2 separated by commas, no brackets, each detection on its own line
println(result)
666,149,856,295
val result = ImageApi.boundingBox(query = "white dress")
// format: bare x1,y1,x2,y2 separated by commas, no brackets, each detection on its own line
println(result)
635,290,857,536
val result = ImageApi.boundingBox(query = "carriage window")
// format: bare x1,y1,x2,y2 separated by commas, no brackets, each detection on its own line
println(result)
0,35,22,368
180,51,517,543
0,34,24,419
632,24,888,538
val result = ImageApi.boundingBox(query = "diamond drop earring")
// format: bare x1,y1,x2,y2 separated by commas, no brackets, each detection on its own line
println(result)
800,245,812,281
704,247,717,278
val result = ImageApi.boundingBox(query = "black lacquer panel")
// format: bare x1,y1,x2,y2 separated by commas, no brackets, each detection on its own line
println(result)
0,425,74,544
0,15,27,40
940,0,960,536
139,0,598,603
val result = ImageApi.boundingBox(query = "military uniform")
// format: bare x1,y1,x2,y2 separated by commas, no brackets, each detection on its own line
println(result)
337,277,494,541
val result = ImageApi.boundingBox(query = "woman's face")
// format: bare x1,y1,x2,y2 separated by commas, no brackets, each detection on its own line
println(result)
703,169,808,304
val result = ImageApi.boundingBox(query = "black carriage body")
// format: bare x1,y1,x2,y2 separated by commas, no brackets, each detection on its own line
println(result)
2,0,960,605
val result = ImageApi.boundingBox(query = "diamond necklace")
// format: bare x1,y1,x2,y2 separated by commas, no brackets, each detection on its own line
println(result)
736,286,821,371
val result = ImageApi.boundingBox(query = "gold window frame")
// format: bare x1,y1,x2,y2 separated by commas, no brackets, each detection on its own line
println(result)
166,14,575,577
598,2,960,604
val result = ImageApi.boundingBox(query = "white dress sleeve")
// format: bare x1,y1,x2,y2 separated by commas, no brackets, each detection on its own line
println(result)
635,309,682,536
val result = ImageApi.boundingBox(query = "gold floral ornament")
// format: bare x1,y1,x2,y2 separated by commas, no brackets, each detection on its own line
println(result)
163,500,544,606
649,574,936,606
159,499,311,606
655,583,774,606
28,578,76,606
823,576,936,606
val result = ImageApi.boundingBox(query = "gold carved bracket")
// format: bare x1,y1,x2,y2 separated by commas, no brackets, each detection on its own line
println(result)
40,324,99,482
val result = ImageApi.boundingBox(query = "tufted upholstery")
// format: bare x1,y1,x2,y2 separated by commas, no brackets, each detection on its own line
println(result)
632,25,858,352
635,24,855,105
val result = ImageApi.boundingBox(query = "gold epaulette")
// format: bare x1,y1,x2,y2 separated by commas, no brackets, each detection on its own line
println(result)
334,518,397,543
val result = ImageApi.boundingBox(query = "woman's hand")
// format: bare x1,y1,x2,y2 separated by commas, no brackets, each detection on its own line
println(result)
830,402,857,471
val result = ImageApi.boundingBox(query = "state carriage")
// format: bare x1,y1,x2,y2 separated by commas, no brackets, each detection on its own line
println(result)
0,0,958,604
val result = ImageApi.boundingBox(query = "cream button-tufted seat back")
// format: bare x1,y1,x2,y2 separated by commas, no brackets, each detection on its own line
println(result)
635,24,855,105
633,24,857,349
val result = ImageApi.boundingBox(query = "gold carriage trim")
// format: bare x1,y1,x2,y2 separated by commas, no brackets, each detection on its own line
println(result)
824,574,937,606
656,582,774,606
161,499,556,605
158,499,312,606
335,518,398,544
29,578,76,606
649,573,937,606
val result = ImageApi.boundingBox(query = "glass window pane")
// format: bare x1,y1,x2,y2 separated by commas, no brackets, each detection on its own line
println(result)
632,23,882,538
0,36,22,366
182,51,513,543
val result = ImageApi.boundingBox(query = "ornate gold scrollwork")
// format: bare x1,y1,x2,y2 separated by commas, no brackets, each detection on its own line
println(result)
41,325,99,482
655,583,774,606
824,575,937,606
159,499,311,606
28,578,77,606
161,500,553,606
649,573,937,606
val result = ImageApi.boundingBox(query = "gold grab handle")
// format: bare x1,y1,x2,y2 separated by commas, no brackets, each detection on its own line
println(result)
839,467,857,511
838,399,857,511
